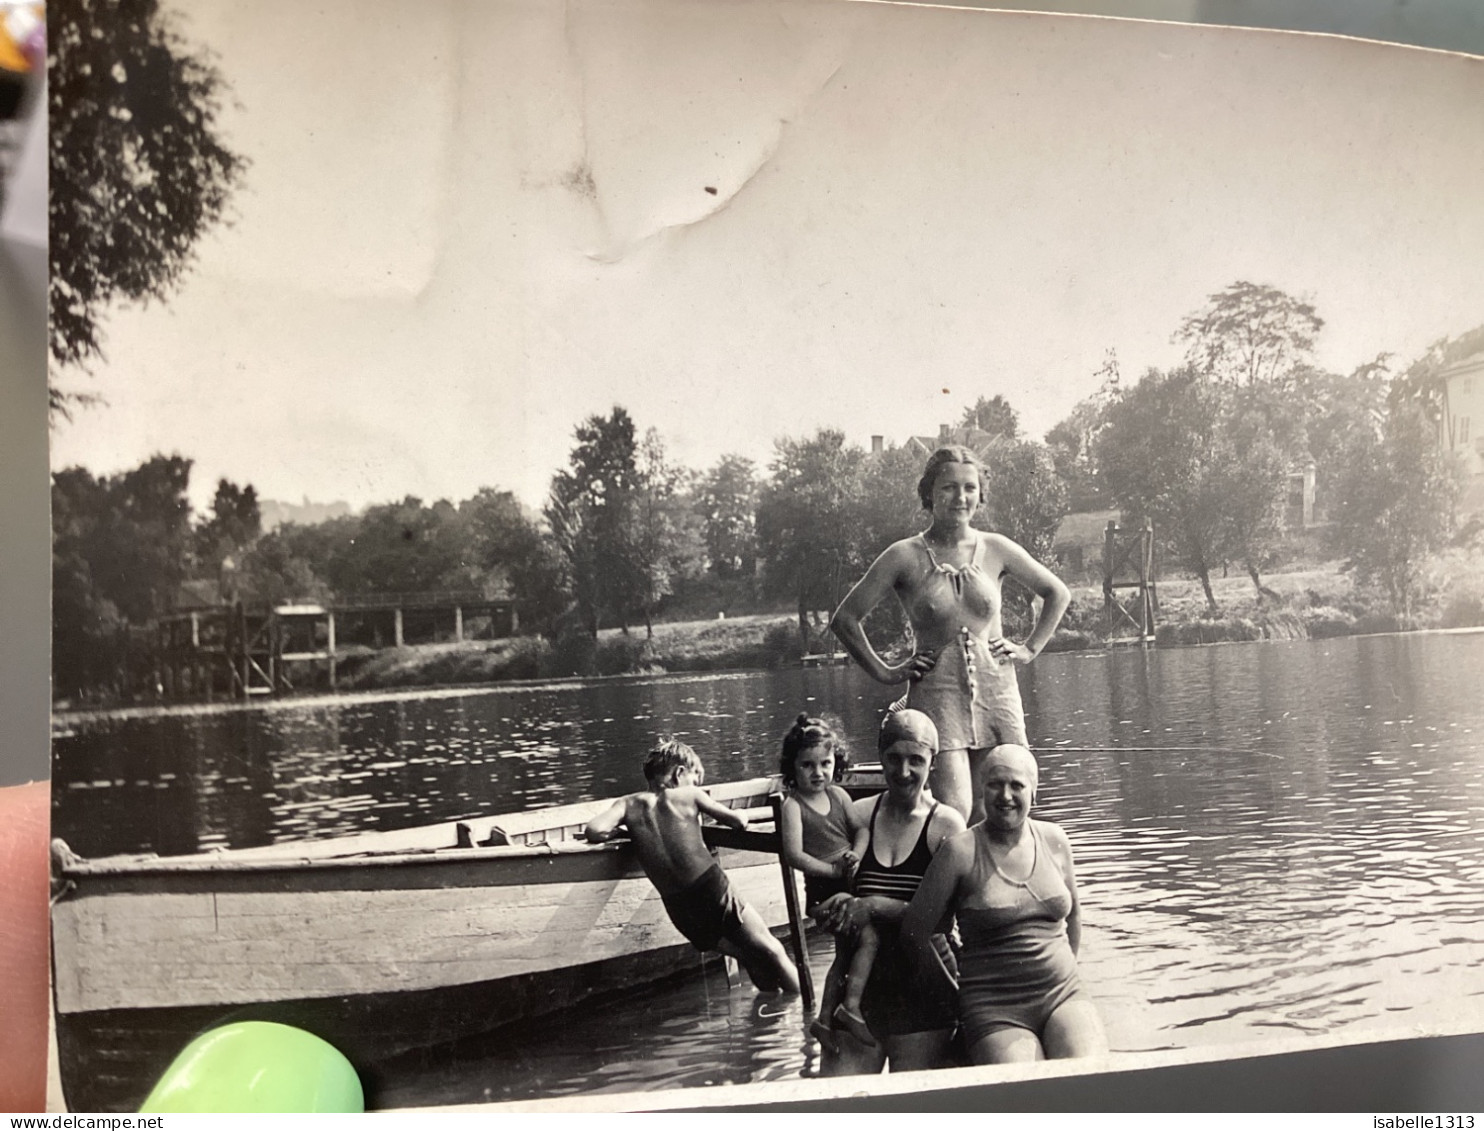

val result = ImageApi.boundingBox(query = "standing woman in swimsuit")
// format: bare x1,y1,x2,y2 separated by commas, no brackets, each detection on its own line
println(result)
830,445,1070,824
901,744,1107,1063
812,710,966,1075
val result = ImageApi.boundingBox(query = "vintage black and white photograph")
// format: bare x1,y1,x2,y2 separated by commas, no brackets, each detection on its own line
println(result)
47,0,1484,1112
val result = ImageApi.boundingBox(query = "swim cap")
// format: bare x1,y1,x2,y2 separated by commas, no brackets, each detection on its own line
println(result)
984,743,1038,790
878,708,939,754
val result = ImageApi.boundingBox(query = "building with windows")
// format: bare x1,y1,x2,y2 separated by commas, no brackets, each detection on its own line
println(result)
1441,349,1484,476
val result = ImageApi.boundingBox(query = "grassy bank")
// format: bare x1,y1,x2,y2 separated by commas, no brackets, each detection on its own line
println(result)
333,554,1484,693
334,613,806,691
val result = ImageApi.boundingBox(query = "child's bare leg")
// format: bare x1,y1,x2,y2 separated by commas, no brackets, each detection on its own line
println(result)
842,923,879,1013
809,944,853,1053
721,904,800,994
832,924,879,1046
820,945,850,1018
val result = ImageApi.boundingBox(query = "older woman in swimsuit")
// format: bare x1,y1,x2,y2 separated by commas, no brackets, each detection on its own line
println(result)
901,744,1107,1063
830,445,1070,824
812,709,966,1075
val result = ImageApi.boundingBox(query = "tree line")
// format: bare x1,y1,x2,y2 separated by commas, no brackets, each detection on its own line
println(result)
53,282,1478,700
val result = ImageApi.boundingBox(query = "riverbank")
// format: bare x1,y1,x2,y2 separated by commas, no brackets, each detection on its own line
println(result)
330,558,1484,692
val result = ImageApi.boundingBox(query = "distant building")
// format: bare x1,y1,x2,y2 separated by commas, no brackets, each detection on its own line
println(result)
904,422,1007,458
1440,349,1484,477
257,498,354,532
1440,349,1484,519
1050,509,1119,582
1285,461,1319,529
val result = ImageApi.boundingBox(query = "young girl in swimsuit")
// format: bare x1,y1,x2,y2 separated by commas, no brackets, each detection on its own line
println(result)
901,744,1107,1063
776,715,875,1052
830,445,1070,824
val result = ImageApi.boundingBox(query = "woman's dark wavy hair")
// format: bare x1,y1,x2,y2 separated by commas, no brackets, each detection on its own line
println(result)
778,713,850,787
917,444,987,510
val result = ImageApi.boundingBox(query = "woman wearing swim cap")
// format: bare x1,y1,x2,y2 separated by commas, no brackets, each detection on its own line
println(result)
901,744,1107,1064
830,445,1070,824
813,709,966,1074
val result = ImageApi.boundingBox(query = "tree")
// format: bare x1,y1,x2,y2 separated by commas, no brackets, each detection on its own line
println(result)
1174,281,1323,387
194,478,261,574
544,408,643,636
235,529,330,608
1097,368,1290,612
1333,404,1458,619
51,455,197,699
86,454,196,622
1046,350,1120,511
1388,323,1484,425
856,444,926,562
323,497,477,597
262,513,360,599
755,429,866,640
1287,360,1390,504
980,438,1068,565
459,488,569,635
50,0,248,404
627,430,705,636
695,455,759,579
960,395,1020,440
1213,386,1293,598
52,468,125,699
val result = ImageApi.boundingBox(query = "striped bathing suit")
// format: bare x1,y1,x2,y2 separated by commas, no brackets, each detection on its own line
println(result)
853,796,938,902
850,797,957,1038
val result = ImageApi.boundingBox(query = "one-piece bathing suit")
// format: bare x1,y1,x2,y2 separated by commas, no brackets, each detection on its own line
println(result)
850,797,958,1038
796,785,855,908
905,533,1028,752
956,820,1086,1045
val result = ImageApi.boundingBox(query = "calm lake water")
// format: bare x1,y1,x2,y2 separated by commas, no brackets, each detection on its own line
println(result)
52,632,1484,1105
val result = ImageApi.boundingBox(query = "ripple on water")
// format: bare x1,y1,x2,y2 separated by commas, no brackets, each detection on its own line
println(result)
49,633,1484,1103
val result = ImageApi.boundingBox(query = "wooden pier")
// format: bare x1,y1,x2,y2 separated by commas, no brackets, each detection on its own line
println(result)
154,590,517,701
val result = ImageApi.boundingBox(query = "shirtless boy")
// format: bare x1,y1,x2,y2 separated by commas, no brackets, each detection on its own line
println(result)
584,738,801,994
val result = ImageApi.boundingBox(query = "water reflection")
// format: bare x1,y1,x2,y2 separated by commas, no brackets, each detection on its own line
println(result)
52,632,1484,1102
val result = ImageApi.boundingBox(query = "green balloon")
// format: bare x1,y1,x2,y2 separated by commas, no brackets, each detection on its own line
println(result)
139,1022,365,1113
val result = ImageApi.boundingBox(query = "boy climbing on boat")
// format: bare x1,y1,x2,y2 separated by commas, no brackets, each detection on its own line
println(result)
584,738,802,994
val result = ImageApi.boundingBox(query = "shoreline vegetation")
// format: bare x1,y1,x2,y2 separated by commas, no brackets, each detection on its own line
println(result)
49,561,1484,718
52,306,1484,709
318,558,1483,695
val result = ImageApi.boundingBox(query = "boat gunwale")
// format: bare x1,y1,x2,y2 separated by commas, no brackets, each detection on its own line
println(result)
53,836,640,878
52,767,883,880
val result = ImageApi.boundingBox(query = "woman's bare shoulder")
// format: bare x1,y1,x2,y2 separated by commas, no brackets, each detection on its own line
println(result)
879,535,925,568
1033,818,1075,858
935,824,977,869
979,530,1024,558
927,800,968,844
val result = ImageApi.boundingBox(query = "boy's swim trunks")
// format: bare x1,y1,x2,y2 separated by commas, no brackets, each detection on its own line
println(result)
661,862,748,951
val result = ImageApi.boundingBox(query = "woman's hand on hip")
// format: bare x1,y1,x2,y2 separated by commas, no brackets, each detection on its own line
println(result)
988,638,1034,666
888,649,937,684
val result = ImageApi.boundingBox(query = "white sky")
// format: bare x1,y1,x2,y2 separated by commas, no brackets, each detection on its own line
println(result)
48,0,1484,514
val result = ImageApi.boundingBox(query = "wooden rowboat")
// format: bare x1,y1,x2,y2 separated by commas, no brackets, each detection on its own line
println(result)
51,770,881,1112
